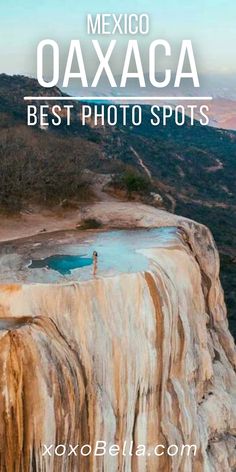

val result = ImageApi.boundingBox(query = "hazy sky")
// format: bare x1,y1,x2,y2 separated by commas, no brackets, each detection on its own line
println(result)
0,0,235,78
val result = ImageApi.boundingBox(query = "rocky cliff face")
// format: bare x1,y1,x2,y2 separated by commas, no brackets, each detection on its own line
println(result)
0,219,236,471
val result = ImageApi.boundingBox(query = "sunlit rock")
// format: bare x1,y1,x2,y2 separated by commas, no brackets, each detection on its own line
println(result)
0,216,235,471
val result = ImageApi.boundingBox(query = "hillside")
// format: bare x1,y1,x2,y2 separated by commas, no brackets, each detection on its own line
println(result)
0,73,236,335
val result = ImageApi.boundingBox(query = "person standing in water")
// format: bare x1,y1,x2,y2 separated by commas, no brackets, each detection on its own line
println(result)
93,251,98,276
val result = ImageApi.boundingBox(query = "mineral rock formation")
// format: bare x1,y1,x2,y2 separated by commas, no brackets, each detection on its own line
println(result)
0,215,236,471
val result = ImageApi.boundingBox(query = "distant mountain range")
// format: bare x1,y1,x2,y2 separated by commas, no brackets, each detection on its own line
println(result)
0,73,236,335
65,72,236,131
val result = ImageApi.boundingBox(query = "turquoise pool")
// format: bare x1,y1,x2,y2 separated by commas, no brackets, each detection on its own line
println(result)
0,227,178,283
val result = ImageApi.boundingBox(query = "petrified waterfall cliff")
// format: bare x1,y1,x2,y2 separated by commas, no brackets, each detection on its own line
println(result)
0,217,236,471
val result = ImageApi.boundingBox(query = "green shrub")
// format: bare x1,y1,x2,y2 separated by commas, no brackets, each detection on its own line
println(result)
121,170,150,197
80,218,102,230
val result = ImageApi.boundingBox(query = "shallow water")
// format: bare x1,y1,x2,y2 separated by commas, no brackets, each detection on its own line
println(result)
0,227,178,283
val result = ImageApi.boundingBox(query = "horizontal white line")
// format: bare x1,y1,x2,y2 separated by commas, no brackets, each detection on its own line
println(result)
24,96,213,101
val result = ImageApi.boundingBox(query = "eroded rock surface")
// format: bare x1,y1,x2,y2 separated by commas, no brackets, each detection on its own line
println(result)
0,216,236,471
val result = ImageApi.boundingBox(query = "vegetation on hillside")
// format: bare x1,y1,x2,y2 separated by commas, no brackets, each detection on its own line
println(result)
0,124,100,212
112,168,150,198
